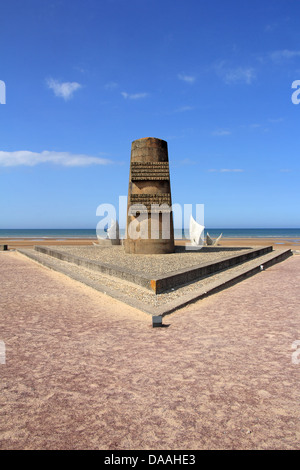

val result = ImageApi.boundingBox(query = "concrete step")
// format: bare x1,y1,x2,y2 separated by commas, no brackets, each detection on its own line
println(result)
32,244,274,293
153,248,293,316
16,247,292,317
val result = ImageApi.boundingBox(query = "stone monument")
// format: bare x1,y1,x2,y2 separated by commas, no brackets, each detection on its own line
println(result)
124,137,175,254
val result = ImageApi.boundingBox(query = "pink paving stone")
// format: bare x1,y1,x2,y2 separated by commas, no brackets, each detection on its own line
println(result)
0,251,299,450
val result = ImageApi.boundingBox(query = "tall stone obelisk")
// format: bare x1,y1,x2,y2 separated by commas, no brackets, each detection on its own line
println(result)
124,137,175,254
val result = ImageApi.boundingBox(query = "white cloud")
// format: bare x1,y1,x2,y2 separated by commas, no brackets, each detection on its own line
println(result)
268,117,284,123
220,168,244,173
265,23,277,32
105,81,118,90
270,50,300,62
208,169,244,173
0,150,112,167
215,61,256,85
178,73,196,84
224,67,256,85
175,106,194,113
74,66,88,74
212,129,232,136
249,123,262,129
177,158,197,166
46,78,82,100
121,92,148,100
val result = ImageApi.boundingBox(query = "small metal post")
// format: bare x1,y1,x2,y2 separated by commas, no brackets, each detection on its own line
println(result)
152,316,163,328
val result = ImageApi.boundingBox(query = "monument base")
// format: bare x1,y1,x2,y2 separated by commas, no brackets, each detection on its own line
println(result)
17,245,292,316
94,239,121,246
124,239,174,255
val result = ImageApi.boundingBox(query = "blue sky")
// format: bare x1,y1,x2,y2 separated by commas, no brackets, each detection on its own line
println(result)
0,0,299,229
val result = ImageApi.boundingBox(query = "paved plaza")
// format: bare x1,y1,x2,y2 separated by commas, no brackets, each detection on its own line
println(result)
0,252,299,450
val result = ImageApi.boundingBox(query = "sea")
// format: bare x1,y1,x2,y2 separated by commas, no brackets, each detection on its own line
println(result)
1,228,300,240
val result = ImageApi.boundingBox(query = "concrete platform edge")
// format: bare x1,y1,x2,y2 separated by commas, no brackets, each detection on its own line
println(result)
16,248,292,317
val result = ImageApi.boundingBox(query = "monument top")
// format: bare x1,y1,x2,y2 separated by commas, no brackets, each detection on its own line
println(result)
130,137,169,163
132,137,167,143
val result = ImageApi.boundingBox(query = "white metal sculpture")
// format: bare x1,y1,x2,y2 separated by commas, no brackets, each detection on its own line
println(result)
94,219,120,246
189,215,205,247
206,232,223,246
107,219,120,242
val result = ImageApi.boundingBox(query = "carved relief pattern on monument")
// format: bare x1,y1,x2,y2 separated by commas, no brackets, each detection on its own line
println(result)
129,193,172,213
131,162,170,181
130,193,171,205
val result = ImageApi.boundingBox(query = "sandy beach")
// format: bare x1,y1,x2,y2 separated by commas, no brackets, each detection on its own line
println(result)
1,237,300,251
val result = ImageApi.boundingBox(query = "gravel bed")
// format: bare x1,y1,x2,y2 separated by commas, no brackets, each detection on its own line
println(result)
19,247,274,309
45,245,250,276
